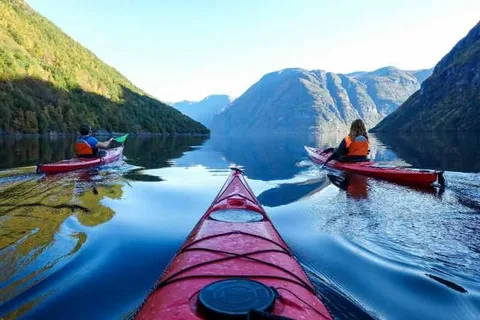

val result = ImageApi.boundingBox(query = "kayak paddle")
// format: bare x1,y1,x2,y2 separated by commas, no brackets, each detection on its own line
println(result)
114,134,129,144
318,159,330,170
318,148,335,170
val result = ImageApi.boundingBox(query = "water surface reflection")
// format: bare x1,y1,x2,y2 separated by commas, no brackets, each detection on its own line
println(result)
0,133,478,319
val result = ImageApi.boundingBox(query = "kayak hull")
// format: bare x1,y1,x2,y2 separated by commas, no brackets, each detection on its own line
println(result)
38,147,123,173
136,169,332,320
305,146,442,187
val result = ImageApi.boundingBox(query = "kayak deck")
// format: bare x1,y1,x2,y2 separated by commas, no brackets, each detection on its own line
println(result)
136,169,332,320
305,146,444,187
38,147,123,173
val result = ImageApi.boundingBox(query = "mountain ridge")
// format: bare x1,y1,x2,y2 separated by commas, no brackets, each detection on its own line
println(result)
211,66,431,135
172,94,232,128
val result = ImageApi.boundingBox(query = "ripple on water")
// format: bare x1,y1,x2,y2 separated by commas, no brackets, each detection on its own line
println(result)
267,170,480,320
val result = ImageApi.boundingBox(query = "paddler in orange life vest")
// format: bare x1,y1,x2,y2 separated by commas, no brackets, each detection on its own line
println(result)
75,124,113,158
327,119,370,162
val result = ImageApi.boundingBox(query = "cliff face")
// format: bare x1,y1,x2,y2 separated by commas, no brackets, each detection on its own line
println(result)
372,22,480,132
211,67,428,136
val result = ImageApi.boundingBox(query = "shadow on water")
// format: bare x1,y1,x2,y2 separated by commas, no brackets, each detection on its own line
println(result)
210,134,317,180
123,135,208,169
0,134,208,173
326,171,442,199
375,132,480,172
0,136,76,170
258,176,331,207
122,168,164,182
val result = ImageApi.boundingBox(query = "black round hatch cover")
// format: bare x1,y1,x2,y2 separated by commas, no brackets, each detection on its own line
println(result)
198,279,277,318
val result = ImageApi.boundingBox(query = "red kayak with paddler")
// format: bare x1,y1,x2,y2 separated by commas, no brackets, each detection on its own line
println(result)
305,119,445,187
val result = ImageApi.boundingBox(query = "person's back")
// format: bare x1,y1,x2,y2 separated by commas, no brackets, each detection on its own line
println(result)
75,124,112,158
344,134,369,160
329,119,370,162
75,124,99,158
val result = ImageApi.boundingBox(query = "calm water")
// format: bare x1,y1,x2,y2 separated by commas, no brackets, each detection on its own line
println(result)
0,133,479,319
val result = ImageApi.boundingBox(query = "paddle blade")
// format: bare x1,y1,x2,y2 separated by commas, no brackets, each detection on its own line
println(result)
114,134,129,143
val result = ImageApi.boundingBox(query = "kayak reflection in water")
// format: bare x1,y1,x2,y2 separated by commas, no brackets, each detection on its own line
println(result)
327,119,370,163
74,124,113,158
328,172,369,199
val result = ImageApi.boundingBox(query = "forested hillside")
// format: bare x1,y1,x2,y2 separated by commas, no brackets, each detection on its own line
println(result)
372,22,480,132
0,0,208,134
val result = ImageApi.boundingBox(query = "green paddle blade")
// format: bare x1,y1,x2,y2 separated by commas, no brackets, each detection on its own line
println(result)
114,134,129,143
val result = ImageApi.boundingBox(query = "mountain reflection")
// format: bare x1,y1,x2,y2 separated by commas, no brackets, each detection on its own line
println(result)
375,132,480,172
0,173,124,311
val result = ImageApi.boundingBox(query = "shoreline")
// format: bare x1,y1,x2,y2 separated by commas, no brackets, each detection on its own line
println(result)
0,132,210,138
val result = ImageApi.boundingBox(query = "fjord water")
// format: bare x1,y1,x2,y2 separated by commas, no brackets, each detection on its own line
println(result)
0,134,479,319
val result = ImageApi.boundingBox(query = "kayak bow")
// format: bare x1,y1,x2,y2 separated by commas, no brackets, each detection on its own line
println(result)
136,168,333,320
305,146,445,187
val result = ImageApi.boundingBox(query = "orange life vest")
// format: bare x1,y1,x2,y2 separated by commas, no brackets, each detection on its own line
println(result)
345,135,369,157
75,140,94,156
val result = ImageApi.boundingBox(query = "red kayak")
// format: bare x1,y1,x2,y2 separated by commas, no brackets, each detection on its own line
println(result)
37,147,123,174
136,168,333,320
305,146,445,187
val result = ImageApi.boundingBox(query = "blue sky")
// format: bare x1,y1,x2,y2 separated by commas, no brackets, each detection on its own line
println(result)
27,0,480,102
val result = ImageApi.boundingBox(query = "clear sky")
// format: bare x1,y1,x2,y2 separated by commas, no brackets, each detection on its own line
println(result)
27,0,480,102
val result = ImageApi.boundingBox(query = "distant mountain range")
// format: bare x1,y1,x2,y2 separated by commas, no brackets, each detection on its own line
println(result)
372,21,480,132
210,66,432,136
0,0,207,134
171,95,232,128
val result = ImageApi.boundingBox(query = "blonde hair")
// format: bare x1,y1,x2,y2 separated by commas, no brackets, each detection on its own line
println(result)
349,119,368,139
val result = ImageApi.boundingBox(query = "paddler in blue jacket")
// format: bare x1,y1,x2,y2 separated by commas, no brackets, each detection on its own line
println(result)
75,124,113,158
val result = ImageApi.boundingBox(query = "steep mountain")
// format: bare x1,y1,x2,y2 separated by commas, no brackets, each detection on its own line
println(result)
349,66,428,115
211,67,427,135
172,95,232,128
0,0,208,134
372,22,480,132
